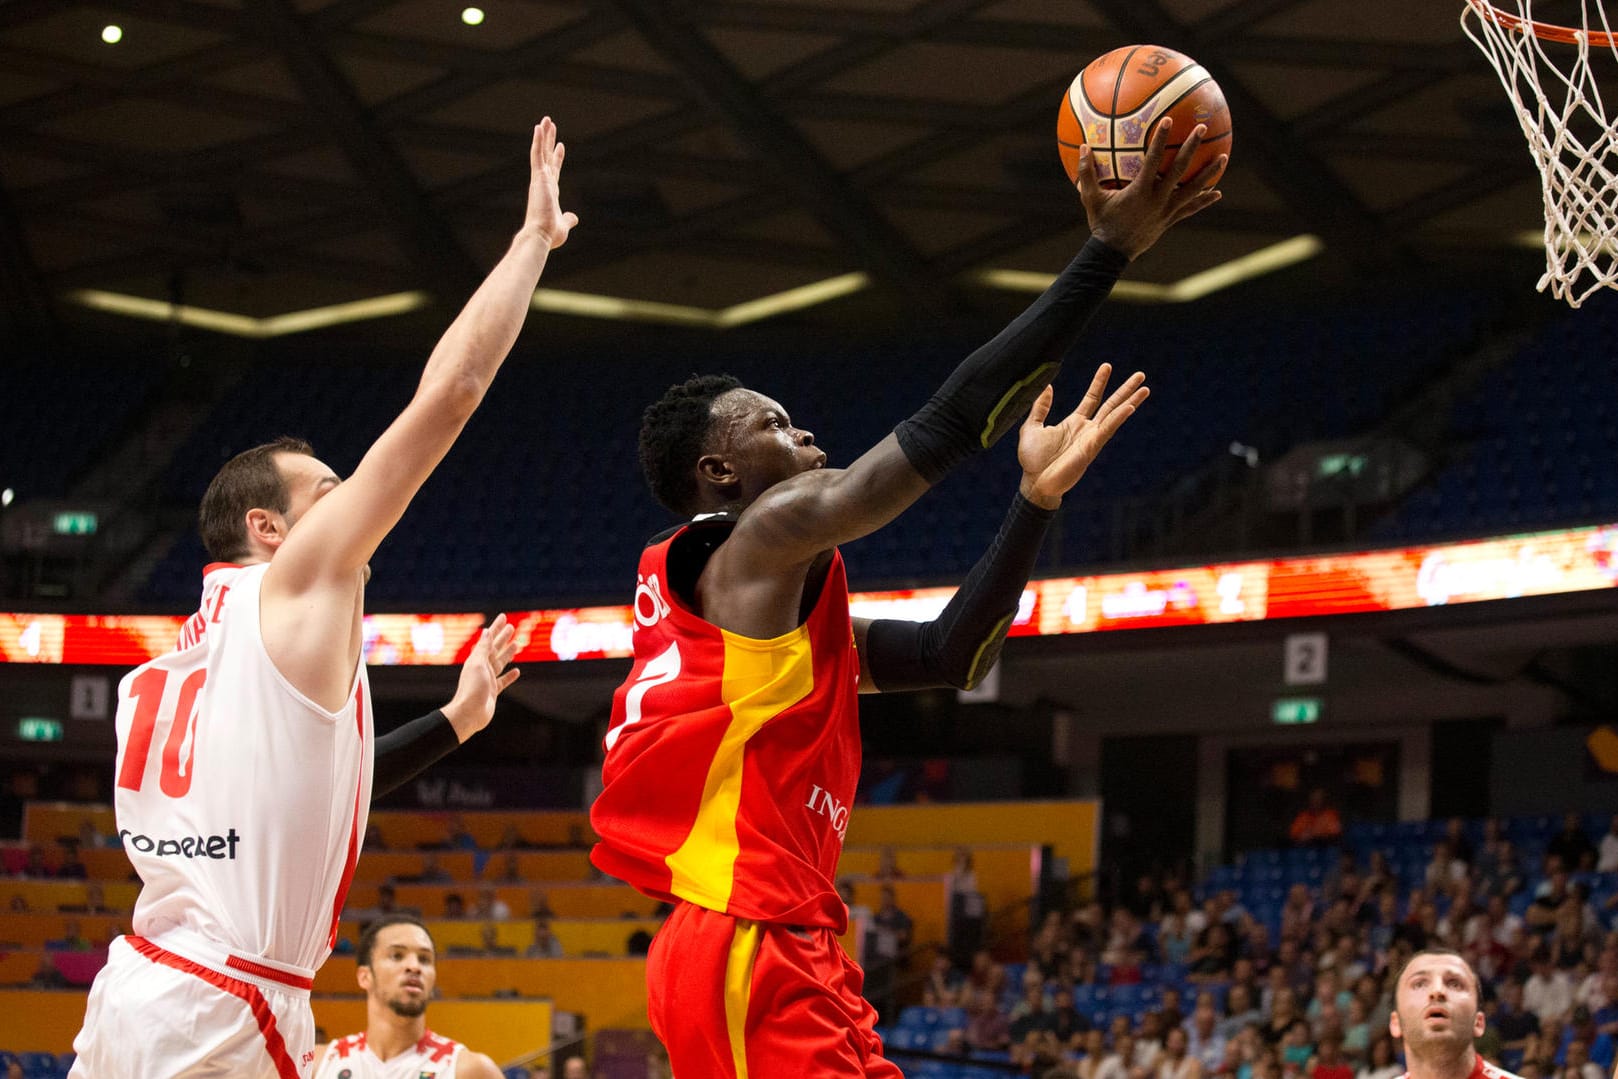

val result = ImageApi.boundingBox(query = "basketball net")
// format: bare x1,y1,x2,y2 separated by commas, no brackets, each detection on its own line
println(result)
1462,0,1618,307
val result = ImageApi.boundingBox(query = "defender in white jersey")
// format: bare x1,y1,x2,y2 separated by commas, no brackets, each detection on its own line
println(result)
71,118,577,1079
1388,948,1524,1079
314,917,501,1079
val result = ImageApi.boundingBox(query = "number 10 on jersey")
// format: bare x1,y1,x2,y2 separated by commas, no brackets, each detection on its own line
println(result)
117,667,207,798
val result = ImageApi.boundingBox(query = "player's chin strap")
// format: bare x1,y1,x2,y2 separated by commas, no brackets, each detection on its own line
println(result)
863,493,1054,691
893,236,1129,484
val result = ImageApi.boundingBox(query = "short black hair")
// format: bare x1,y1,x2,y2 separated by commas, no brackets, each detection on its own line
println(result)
1393,946,1480,996
639,374,742,516
357,914,432,967
198,436,314,562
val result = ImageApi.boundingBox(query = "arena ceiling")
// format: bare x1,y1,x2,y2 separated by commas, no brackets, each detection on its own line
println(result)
0,0,1565,345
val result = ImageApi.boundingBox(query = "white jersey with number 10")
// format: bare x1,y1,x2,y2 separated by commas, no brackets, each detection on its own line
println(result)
114,561,373,971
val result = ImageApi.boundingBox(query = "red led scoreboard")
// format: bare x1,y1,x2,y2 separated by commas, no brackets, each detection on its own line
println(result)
3,522,1615,665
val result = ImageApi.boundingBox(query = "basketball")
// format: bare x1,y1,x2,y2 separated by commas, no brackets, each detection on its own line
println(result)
1057,45,1231,191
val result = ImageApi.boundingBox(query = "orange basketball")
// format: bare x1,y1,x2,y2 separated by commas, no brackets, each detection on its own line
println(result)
1057,45,1231,191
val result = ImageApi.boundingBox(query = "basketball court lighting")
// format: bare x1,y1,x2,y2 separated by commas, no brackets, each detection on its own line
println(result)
101,24,122,44
461,7,485,25
976,234,1324,303
530,273,872,328
66,289,430,338
1,489,13,508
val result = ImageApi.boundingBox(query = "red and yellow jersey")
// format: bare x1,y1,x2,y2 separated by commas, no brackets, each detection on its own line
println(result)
591,517,862,931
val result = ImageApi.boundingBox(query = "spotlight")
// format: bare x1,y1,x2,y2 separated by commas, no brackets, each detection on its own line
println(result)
461,7,485,26
101,24,123,44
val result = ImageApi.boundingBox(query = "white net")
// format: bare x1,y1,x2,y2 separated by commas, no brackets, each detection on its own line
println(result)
1462,0,1618,307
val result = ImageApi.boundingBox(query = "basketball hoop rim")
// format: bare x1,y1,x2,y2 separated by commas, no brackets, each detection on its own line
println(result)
1465,0,1618,46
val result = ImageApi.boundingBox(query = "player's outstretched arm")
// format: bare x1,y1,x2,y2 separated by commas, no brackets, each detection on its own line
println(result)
857,368,1147,692
268,121,575,597
727,123,1211,572
372,615,520,801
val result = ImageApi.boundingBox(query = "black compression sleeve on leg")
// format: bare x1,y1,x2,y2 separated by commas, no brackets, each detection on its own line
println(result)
894,237,1129,484
372,709,462,800
863,493,1055,692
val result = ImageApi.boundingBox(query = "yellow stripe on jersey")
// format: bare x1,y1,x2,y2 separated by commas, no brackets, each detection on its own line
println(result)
664,625,815,911
724,919,762,1079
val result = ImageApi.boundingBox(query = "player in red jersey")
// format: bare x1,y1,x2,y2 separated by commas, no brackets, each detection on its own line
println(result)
1389,948,1523,1079
591,122,1224,1078
71,120,574,1079
313,916,502,1079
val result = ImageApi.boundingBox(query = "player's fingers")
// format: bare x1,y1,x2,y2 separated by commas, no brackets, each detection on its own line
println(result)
553,141,566,170
1097,387,1150,440
1075,363,1112,420
1178,153,1226,192
1167,124,1206,186
1169,189,1222,227
1095,370,1145,421
1025,384,1054,428
1076,144,1101,202
1140,117,1174,185
497,668,521,693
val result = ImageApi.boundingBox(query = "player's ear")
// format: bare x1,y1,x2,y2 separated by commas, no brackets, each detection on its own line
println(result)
356,964,373,993
244,506,287,551
1387,1010,1401,1041
696,453,738,493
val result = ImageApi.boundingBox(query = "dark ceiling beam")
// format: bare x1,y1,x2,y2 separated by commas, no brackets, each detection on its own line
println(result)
889,182,1302,236
0,39,264,128
1290,68,1460,139
608,0,947,313
1191,0,1305,41
1384,163,1532,232
247,0,483,299
0,176,60,351
1086,0,1399,273
1329,131,1526,166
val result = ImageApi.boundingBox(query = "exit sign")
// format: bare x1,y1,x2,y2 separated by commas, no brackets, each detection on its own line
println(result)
17,717,64,742
1272,697,1323,725
52,512,98,536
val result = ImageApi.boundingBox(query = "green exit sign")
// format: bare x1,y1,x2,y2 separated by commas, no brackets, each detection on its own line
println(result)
1272,697,1323,725
52,512,98,536
17,717,64,742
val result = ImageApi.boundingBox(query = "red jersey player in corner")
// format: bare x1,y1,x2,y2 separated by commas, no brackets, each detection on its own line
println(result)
590,122,1224,1078
70,119,575,1079
313,916,502,1079
1388,949,1524,1079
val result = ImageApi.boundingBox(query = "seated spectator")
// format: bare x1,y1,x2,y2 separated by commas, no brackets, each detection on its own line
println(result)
472,885,511,921
444,892,466,918
1097,1031,1140,1079
1135,1012,1165,1071
77,818,108,852
8,895,29,913
1050,985,1093,1049
1527,949,1577,1026
1307,1033,1352,1079
1477,836,1525,899
362,822,388,851
497,824,536,850
1424,840,1468,898
1353,1035,1400,1079
1339,997,1370,1062
1281,884,1317,944
1158,1026,1203,1079
1009,979,1053,1045
527,916,563,958
626,926,653,956
476,923,515,957
19,844,52,878
1219,985,1263,1041
1160,987,1187,1033
1190,923,1237,981
964,987,1011,1051
967,947,1007,999
445,814,479,851
491,850,523,883
1549,813,1596,874
1597,816,1618,874
1288,790,1343,848
1278,1020,1314,1076
1161,908,1197,967
1443,818,1475,865
1074,1029,1109,1079
1188,993,1227,1071
1262,989,1303,1046
58,881,111,915
1559,1038,1603,1079
875,846,903,882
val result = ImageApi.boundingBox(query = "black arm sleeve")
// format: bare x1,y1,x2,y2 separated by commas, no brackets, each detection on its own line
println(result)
894,237,1129,484
372,709,462,801
863,493,1055,692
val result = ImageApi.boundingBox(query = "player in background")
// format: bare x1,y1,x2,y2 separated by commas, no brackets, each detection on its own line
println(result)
70,118,576,1079
1388,949,1523,1079
591,122,1223,1078
313,916,502,1079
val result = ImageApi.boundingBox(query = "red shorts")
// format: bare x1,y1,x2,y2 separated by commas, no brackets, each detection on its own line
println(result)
647,902,903,1079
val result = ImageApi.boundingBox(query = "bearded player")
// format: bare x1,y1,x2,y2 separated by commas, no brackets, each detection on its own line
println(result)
591,122,1224,1077
70,119,576,1078
313,916,502,1079
1388,949,1522,1079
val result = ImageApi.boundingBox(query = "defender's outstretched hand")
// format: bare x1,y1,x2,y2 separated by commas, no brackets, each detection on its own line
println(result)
1077,117,1224,261
1017,364,1149,508
527,117,579,250
442,614,522,743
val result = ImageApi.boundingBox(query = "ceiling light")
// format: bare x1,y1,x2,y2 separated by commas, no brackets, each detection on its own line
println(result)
101,24,122,44
1,489,13,508
461,7,485,26
977,235,1325,303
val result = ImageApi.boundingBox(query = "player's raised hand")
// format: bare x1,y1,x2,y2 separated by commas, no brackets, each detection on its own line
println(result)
1016,364,1148,509
442,613,522,743
1077,117,1224,261
526,117,579,250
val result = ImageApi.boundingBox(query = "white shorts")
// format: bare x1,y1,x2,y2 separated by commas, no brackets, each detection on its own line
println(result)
70,933,317,1079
